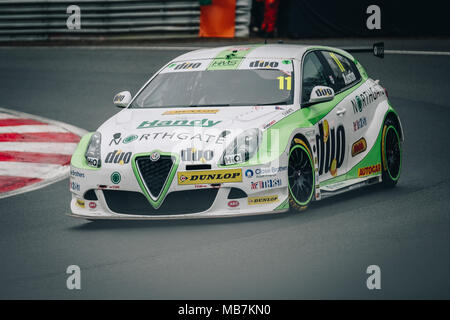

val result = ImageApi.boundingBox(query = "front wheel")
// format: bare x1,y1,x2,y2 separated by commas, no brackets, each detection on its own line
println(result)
381,120,402,187
288,139,315,212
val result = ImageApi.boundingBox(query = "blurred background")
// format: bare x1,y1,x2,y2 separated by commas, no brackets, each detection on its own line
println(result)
0,0,448,44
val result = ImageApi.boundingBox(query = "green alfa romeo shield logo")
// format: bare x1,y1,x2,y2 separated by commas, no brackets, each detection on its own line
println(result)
111,172,121,184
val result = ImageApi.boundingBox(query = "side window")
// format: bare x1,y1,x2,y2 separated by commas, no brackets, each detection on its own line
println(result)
301,52,333,104
321,51,361,92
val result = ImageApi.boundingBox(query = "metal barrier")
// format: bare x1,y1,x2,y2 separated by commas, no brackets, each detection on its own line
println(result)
0,0,251,42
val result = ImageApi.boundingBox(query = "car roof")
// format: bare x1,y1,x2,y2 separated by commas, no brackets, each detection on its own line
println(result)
172,44,316,62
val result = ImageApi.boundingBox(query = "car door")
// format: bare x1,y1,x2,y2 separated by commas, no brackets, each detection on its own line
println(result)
301,51,349,182
319,50,376,180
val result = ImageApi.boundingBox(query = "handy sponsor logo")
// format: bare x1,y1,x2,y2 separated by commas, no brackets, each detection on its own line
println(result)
137,119,222,129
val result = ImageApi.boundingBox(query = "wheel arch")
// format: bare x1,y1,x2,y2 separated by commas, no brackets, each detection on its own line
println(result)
384,110,404,142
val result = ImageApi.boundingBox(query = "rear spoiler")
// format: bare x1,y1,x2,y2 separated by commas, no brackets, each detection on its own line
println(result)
341,42,384,59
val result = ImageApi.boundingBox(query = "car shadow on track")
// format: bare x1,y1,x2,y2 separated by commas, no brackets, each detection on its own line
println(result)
68,182,408,232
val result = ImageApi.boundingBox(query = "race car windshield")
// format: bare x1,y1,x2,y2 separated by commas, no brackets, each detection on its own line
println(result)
130,69,294,108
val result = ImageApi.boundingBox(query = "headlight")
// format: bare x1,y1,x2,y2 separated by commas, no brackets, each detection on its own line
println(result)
85,132,102,168
221,129,261,165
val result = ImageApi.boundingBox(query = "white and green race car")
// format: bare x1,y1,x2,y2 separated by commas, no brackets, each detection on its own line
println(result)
69,43,403,220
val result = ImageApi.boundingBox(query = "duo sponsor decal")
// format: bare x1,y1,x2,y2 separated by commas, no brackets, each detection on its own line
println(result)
177,169,242,185
137,119,222,129
316,120,345,177
353,117,367,131
248,195,279,205
351,86,385,114
110,171,121,184
315,87,333,97
113,94,126,103
162,109,219,115
105,150,132,165
358,163,381,177
250,178,282,190
181,148,213,162
167,61,202,70
351,138,367,157
249,60,279,68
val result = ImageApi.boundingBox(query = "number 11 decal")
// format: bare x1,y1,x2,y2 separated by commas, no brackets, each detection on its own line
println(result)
277,76,291,90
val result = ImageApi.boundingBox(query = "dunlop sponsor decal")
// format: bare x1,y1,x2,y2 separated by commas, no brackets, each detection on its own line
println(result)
162,109,219,115
351,138,367,157
178,169,242,185
248,195,279,205
76,199,85,208
358,163,381,177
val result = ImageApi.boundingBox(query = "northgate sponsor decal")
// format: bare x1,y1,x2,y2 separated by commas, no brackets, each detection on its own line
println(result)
351,86,385,114
316,121,345,176
137,119,221,129
110,132,228,145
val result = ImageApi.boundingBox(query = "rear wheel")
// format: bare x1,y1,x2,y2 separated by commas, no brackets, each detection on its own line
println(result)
288,139,315,212
381,120,402,187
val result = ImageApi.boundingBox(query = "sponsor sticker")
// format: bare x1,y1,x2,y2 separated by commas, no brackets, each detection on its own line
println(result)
248,195,279,205
163,109,219,115
89,202,97,209
105,150,132,165
76,199,85,208
70,170,85,178
358,164,381,177
137,119,221,129
177,169,242,185
227,200,240,208
70,181,80,192
353,117,367,131
250,178,282,190
123,134,138,144
111,172,121,184
351,138,367,157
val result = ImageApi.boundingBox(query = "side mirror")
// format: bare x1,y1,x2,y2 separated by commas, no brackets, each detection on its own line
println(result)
309,86,335,104
113,91,132,108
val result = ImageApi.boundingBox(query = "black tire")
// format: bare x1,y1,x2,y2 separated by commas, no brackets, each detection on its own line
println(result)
288,138,315,212
381,118,402,187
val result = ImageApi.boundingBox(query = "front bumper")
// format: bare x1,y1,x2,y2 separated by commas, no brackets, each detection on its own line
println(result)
69,160,290,220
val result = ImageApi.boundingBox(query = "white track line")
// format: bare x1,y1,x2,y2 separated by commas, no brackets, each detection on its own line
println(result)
0,142,78,154
0,124,68,133
0,162,67,179
0,112,19,119
0,107,87,138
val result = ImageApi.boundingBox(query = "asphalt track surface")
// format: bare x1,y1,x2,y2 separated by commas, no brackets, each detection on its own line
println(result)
0,39,449,299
